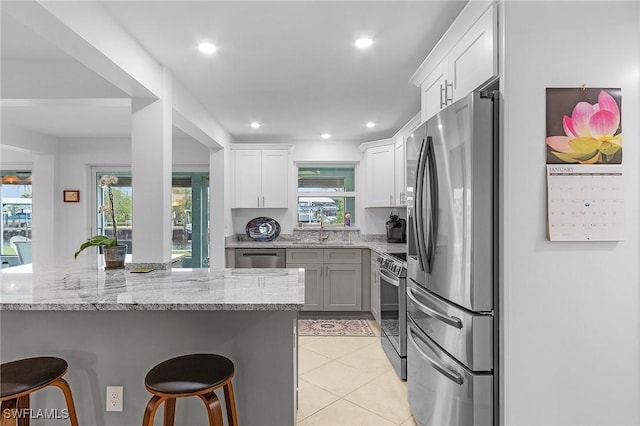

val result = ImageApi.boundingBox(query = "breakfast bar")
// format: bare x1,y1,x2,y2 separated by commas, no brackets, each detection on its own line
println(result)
0,263,304,425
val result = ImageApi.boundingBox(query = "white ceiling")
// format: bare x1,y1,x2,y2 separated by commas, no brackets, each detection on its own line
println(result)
1,1,468,143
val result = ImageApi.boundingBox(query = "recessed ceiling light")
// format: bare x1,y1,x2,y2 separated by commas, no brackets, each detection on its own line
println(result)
250,122,261,129
320,133,332,139
198,42,217,54
366,121,376,128
355,38,373,49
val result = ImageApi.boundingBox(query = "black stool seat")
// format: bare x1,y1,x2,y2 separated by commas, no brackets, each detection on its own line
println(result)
142,353,238,426
0,356,79,426
145,353,235,395
1,356,68,398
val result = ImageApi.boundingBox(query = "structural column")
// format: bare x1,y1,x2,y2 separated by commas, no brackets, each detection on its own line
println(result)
130,67,173,263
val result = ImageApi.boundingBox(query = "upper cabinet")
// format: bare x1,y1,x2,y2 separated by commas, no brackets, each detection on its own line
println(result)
411,1,498,122
232,147,289,208
394,140,406,206
365,143,396,207
362,138,409,208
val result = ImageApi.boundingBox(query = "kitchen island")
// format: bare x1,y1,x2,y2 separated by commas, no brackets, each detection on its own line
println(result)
0,262,304,425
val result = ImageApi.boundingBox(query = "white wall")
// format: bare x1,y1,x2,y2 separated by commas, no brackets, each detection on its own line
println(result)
501,2,639,424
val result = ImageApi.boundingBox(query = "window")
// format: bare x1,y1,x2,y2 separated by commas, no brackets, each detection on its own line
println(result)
297,165,356,225
1,171,32,263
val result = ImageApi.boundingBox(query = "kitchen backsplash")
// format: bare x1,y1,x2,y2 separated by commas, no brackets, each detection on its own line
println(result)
229,228,386,243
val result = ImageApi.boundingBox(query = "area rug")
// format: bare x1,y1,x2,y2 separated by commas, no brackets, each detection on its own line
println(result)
298,319,378,337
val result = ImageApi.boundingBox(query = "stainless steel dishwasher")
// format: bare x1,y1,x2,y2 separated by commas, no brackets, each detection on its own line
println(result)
234,248,286,268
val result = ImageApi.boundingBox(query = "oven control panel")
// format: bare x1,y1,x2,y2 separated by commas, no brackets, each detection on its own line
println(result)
376,254,407,277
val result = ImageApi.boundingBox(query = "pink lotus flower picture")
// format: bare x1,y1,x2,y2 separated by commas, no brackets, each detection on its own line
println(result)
546,88,622,164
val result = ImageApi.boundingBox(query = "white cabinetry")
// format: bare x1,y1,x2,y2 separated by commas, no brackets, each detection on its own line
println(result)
232,148,288,208
413,2,498,122
366,143,395,207
363,140,408,207
421,59,449,122
394,140,406,206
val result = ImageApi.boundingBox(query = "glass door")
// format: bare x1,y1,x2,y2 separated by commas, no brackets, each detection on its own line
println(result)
172,173,209,268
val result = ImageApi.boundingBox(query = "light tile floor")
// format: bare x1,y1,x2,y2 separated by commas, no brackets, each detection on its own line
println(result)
297,325,416,426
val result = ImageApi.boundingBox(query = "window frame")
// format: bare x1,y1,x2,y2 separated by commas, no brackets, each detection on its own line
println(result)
295,162,358,226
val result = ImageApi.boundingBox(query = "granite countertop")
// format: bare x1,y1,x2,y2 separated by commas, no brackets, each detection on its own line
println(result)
226,240,407,255
0,264,304,311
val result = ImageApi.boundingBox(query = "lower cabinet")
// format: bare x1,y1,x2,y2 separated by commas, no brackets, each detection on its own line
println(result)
287,248,362,311
370,257,381,322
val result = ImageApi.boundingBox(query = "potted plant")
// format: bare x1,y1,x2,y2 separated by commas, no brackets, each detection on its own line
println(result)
74,175,127,269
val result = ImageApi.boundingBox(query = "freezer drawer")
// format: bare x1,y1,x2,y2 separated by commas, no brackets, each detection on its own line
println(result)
407,318,492,426
407,279,492,371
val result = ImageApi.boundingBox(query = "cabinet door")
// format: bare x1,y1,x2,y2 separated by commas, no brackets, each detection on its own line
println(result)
323,263,362,311
233,150,262,208
421,59,448,122
288,263,324,311
370,259,380,323
448,4,497,102
261,150,288,208
395,141,406,206
366,144,395,207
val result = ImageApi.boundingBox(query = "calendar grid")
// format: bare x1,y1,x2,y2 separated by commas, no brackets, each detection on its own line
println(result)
546,164,624,241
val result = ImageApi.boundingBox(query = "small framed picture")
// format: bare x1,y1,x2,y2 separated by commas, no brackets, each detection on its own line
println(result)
63,190,80,203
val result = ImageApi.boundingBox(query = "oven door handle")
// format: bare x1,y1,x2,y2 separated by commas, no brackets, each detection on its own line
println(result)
379,269,401,287
407,287,462,329
408,325,463,386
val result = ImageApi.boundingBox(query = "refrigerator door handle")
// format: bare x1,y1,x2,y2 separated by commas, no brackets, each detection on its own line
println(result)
407,287,462,329
408,325,463,386
425,136,439,272
415,137,430,273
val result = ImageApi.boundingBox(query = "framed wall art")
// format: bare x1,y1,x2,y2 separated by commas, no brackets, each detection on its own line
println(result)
63,190,80,203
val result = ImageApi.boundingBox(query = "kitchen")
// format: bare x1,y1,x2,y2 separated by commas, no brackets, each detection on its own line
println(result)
1,1,639,426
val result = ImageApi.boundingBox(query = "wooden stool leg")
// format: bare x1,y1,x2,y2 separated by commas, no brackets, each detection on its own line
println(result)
223,381,239,426
1,399,18,426
163,398,176,426
142,395,165,426
50,378,79,426
16,396,29,426
198,392,223,426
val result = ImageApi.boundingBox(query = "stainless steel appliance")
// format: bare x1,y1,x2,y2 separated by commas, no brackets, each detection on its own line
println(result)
406,91,498,426
376,252,407,379
234,248,286,268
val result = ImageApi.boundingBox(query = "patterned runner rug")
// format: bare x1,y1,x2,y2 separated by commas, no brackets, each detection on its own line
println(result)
298,319,378,337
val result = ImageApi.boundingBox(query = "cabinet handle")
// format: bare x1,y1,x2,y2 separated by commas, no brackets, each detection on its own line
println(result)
257,196,260,207
444,80,453,105
263,196,265,207
400,192,404,205
440,84,446,109
390,194,393,205
325,265,329,278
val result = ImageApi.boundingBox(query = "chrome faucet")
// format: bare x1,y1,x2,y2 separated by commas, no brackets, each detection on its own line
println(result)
319,213,328,242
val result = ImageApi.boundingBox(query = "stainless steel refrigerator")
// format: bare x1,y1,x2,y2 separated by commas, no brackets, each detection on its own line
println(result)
405,90,498,426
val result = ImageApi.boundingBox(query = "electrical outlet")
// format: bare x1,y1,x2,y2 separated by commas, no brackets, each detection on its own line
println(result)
106,386,123,412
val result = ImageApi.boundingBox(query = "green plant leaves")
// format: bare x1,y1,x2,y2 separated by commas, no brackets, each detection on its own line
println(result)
74,235,117,259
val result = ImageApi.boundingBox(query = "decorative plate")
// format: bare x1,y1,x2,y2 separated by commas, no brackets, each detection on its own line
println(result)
246,217,281,241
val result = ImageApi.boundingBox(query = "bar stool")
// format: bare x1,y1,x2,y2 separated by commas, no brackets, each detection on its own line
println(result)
142,353,238,426
0,356,79,426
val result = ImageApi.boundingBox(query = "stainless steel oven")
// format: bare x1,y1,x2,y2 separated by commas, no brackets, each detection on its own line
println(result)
376,252,407,380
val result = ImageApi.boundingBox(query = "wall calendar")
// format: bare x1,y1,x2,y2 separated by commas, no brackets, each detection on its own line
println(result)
546,165,624,241
545,87,624,241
